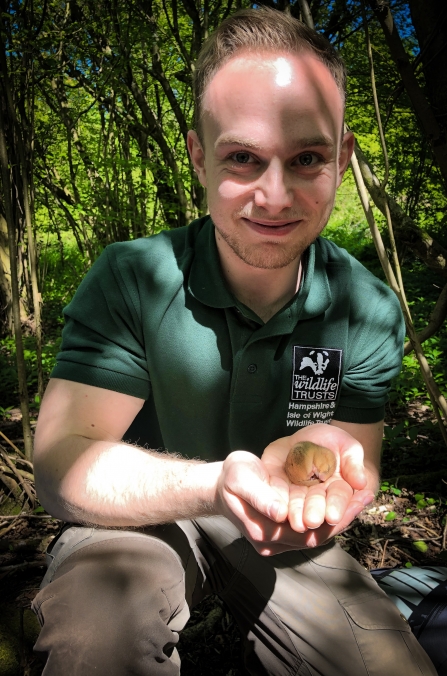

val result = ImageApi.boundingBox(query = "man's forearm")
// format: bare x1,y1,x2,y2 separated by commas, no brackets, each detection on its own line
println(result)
35,436,223,526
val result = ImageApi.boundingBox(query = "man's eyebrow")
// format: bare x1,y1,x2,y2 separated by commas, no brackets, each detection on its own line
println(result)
294,135,335,150
214,135,263,151
214,134,335,152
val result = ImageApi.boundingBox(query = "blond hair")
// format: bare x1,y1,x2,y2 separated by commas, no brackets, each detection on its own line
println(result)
193,6,346,139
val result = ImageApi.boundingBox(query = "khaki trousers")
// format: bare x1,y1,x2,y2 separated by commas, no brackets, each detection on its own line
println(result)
32,517,436,676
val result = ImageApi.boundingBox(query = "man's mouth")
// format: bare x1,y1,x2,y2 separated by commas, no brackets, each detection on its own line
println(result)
242,217,301,236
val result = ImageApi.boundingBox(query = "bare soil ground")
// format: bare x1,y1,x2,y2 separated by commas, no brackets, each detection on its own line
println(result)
1,400,446,676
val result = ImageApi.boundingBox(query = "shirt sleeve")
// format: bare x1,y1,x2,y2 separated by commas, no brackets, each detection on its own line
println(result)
51,246,150,400
334,274,405,424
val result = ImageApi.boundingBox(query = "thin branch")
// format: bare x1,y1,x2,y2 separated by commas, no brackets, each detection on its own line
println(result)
0,447,35,506
404,282,447,355
0,560,45,574
0,514,56,520
351,150,447,445
297,0,314,30
0,430,26,458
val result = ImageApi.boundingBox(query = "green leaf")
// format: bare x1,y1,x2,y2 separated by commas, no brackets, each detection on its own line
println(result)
385,511,396,521
405,509,413,514
405,562,413,568
426,498,436,505
33,506,45,514
416,499,427,509
414,493,425,502
391,487,402,496
412,541,428,553
402,517,410,523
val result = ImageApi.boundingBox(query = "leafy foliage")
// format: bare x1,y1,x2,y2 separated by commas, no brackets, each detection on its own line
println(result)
0,0,445,444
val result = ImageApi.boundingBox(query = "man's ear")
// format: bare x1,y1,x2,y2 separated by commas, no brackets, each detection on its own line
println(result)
187,130,207,187
337,130,355,188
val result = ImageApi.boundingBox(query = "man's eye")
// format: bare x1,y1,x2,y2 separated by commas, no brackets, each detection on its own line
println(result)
298,153,319,166
231,152,252,164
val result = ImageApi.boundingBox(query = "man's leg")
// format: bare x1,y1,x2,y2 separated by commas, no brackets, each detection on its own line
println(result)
188,517,437,676
32,517,438,676
31,524,200,676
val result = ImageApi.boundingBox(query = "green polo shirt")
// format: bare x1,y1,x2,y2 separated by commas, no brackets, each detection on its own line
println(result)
52,216,404,461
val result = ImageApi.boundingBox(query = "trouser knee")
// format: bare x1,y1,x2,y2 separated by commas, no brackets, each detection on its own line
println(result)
32,534,190,676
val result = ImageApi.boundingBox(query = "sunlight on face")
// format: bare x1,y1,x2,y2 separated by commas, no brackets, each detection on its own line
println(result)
273,57,293,87
188,51,353,272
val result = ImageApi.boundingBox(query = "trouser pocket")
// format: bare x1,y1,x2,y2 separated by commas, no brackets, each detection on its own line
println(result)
290,542,437,676
340,590,437,676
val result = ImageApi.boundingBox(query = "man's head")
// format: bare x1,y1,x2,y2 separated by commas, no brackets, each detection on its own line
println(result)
193,7,347,143
187,8,354,272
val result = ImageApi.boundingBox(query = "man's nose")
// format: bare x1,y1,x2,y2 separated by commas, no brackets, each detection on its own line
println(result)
253,161,294,213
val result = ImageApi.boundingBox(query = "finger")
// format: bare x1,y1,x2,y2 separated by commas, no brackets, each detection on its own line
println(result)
223,452,289,523
339,442,367,490
324,479,354,525
269,474,290,507
328,490,374,533
288,484,308,532
224,492,295,547
302,485,328,529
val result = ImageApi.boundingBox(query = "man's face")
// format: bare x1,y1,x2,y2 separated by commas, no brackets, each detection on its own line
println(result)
188,50,354,270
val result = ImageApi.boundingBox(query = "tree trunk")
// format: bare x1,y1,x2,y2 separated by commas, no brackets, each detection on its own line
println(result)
407,0,447,141
0,214,13,335
0,104,33,460
353,141,447,277
367,0,447,193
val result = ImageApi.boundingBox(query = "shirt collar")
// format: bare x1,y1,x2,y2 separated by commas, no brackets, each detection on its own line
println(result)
188,217,235,308
188,216,333,329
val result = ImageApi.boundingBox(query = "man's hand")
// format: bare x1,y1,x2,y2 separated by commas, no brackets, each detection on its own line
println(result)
214,447,371,556
262,423,375,532
214,423,379,556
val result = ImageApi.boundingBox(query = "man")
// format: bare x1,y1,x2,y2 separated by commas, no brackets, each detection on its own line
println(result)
32,7,436,675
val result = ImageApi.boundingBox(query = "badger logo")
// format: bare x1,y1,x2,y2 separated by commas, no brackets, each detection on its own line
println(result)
299,350,330,376
291,346,343,402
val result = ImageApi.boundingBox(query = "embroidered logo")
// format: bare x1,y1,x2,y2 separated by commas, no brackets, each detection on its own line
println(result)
291,346,342,402
299,350,330,376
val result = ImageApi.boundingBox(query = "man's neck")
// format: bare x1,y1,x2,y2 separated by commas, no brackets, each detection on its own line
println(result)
216,239,303,324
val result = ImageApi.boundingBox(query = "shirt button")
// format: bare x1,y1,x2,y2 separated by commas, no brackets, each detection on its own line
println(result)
247,364,257,374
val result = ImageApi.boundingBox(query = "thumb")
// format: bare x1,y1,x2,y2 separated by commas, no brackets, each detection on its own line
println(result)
222,452,289,522
339,443,367,490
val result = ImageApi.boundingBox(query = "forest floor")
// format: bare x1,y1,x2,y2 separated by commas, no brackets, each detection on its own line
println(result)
0,399,446,676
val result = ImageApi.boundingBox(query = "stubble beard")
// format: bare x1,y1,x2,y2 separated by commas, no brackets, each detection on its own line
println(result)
214,216,327,270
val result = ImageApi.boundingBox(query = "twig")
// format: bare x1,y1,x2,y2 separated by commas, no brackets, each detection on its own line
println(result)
410,523,441,538
380,539,389,567
0,560,45,574
0,513,55,520
0,520,21,537
8,454,34,470
442,519,447,551
392,546,420,564
0,447,35,506
0,463,34,482
0,431,26,459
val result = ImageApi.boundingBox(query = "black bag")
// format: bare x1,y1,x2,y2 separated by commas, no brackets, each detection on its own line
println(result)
371,566,447,675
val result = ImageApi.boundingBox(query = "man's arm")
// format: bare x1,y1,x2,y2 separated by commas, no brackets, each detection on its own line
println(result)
34,378,295,530
34,378,376,555
34,378,222,526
